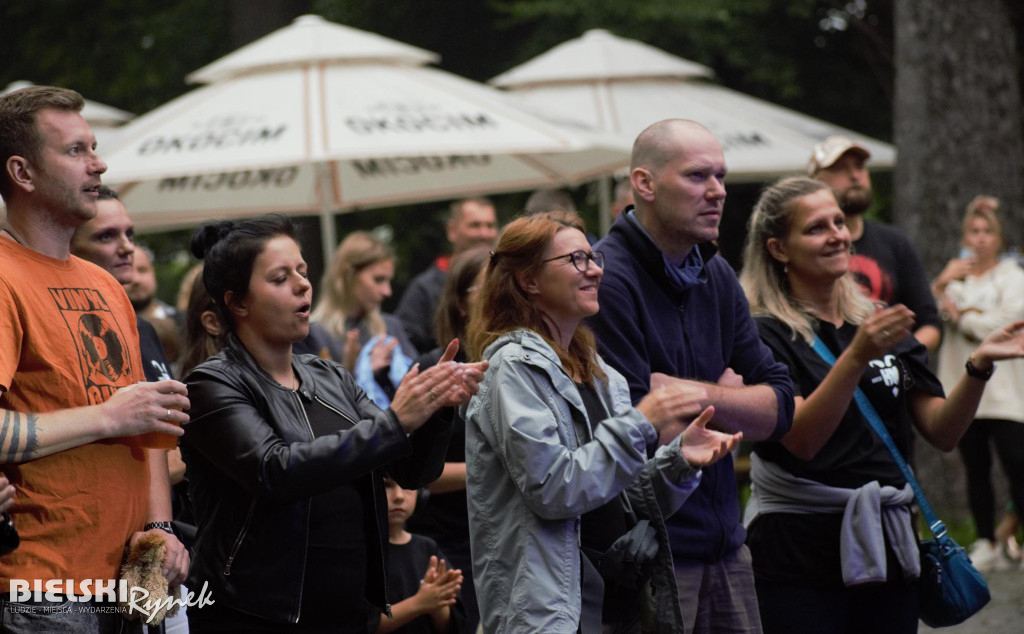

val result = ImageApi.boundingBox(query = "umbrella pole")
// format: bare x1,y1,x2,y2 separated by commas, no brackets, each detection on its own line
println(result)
317,162,338,265
598,175,612,237
320,210,337,269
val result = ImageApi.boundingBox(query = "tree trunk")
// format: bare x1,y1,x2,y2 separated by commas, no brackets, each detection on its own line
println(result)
894,0,1024,524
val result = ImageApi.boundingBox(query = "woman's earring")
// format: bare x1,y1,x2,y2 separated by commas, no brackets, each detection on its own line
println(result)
784,264,788,274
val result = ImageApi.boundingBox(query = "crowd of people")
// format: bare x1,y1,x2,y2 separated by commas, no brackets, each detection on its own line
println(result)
2,84,1024,634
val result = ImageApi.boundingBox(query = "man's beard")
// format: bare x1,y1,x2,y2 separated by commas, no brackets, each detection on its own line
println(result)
838,185,873,215
130,294,153,313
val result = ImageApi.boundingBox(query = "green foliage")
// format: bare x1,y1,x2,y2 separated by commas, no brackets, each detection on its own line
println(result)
0,1,231,115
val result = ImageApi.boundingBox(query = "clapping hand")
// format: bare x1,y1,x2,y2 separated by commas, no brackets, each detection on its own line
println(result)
679,406,742,468
391,340,488,433
848,304,916,364
369,337,399,373
415,556,462,613
974,321,1024,366
341,329,362,372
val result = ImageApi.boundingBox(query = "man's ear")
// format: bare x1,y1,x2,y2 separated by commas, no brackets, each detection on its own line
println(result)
766,238,788,264
5,156,35,194
630,167,655,202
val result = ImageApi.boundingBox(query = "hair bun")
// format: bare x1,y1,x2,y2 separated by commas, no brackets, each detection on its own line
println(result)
190,221,235,260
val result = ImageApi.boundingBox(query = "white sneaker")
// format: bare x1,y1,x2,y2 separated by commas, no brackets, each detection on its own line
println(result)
968,538,1003,572
1004,535,1021,562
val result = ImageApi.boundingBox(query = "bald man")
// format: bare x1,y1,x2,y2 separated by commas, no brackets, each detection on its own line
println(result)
588,120,794,633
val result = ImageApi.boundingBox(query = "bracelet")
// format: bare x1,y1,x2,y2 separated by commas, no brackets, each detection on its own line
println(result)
965,356,995,381
144,521,175,535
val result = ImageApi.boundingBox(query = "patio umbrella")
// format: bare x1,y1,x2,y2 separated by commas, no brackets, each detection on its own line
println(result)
490,29,897,231
101,15,626,257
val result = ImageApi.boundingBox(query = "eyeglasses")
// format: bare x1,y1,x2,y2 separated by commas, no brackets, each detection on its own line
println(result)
541,250,605,273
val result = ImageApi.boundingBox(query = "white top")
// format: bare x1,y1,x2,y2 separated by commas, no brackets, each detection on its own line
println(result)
937,257,1024,423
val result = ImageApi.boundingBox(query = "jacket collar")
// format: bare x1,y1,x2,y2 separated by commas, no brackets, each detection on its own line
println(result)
610,207,718,293
483,330,561,367
224,335,317,398
483,330,629,436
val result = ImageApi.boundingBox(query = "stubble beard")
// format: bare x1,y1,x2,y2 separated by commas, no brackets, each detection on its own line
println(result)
838,186,873,216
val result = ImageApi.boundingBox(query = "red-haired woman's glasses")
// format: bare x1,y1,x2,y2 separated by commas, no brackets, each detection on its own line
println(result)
541,250,605,273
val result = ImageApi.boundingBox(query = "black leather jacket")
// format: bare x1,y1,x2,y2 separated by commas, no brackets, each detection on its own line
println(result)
181,336,451,624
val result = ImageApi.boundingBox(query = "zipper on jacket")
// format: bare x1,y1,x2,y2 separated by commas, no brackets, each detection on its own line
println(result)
312,395,359,428
370,482,394,619
291,391,317,623
223,499,257,576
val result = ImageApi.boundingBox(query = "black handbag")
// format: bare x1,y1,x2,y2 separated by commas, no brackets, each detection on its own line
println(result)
812,337,990,627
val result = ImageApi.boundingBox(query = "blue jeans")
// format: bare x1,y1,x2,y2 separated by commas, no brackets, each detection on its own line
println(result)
0,595,143,634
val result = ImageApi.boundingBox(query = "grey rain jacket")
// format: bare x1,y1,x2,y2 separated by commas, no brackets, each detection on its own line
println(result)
465,330,700,633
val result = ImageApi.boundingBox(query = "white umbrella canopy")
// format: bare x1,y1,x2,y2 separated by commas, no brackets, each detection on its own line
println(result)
186,14,439,83
101,15,627,254
490,29,896,182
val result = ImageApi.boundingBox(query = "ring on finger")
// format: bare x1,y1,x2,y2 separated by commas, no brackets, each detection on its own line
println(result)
881,329,890,337
166,409,172,420
427,389,437,401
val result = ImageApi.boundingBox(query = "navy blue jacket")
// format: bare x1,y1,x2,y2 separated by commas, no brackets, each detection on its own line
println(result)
588,210,794,562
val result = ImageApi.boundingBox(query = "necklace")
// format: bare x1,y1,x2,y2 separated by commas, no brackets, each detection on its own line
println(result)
1,226,27,247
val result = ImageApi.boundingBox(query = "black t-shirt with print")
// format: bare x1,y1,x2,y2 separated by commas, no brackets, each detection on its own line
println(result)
752,317,943,489
747,316,944,587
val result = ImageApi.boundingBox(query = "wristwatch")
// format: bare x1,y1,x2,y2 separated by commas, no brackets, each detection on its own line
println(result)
965,356,995,381
144,521,175,535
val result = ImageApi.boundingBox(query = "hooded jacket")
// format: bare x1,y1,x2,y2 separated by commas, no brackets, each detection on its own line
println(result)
465,330,700,633
589,210,794,562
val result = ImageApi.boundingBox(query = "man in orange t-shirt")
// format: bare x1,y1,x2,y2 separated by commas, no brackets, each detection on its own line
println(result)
0,85,190,632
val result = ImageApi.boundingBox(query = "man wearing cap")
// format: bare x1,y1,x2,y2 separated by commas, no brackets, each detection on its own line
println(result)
809,135,942,354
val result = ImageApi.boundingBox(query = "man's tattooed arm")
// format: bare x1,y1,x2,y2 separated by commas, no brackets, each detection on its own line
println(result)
0,409,40,463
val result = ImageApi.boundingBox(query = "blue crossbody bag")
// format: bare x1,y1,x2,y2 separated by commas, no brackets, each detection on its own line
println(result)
811,336,990,627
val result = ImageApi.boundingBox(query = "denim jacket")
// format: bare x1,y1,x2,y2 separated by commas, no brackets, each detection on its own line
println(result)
466,330,699,633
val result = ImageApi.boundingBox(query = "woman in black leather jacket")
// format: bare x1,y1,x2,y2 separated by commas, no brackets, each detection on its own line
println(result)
180,215,486,633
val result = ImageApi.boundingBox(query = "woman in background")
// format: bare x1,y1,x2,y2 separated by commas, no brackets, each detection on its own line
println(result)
932,195,1024,571
178,268,226,377
739,177,1024,633
408,245,490,631
312,231,415,405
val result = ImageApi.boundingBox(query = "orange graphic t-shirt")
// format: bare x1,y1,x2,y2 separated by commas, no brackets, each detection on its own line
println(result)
0,239,149,593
